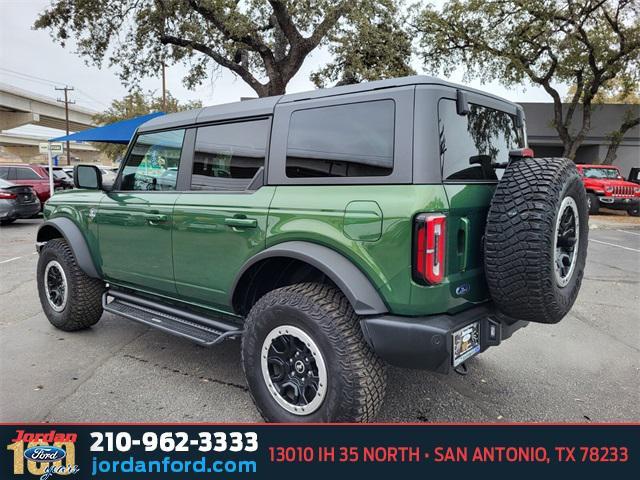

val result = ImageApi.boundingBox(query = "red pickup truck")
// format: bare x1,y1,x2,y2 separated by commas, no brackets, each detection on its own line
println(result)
577,164,640,216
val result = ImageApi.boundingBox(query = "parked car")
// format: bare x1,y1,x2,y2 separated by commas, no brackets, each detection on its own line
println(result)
628,167,640,185
35,75,588,422
62,167,74,179
577,164,640,216
0,178,41,225
0,164,62,207
49,167,75,189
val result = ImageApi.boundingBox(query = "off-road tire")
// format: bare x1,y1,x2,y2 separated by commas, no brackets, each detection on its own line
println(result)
37,238,105,331
587,193,599,215
628,206,639,217
484,157,588,324
242,282,386,422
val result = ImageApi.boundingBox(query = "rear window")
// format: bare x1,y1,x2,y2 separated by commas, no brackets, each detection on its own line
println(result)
439,99,523,181
286,100,394,178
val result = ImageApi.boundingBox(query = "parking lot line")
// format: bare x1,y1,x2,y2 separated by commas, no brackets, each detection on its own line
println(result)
589,238,640,253
0,252,37,264
616,229,640,237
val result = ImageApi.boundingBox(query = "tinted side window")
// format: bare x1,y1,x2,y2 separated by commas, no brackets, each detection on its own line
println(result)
0,167,10,179
120,129,185,191
191,119,269,191
439,99,523,181
15,168,42,180
286,100,394,178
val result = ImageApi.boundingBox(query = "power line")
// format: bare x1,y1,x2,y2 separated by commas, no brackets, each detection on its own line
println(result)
0,67,110,108
75,88,110,108
0,67,66,87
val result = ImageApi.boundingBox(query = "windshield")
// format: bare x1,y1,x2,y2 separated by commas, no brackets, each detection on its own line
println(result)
582,167,621,179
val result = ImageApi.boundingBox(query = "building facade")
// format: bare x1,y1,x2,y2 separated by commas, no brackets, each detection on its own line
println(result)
521,102,639,177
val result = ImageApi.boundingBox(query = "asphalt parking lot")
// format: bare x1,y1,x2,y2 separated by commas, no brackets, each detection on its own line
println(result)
1,217,638,423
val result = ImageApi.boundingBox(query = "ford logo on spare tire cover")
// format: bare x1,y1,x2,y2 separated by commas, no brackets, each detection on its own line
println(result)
24,446,66,463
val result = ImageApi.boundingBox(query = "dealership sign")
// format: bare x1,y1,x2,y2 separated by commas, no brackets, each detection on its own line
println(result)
39,142,64,154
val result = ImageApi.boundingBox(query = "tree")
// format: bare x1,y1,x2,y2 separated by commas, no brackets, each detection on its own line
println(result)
92,90,201,160
310,0,414,88
415,0,640,160
594,77,639,164
35,0,406,98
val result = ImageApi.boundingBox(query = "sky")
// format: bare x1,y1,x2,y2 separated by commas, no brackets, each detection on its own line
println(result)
0,0,568,137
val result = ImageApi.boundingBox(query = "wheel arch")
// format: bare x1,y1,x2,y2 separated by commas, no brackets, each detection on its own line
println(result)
37,218,101,278
231,241,388,317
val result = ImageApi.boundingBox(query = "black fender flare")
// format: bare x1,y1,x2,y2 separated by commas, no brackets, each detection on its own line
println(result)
231,241,388,316
37,218,101,278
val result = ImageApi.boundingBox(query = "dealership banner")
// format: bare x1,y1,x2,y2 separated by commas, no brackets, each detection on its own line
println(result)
2,424,637,479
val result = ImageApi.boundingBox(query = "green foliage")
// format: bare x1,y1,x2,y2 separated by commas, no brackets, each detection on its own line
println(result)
34,0,412,97
415,0,640,159
92,90,201,160
311,0,414,87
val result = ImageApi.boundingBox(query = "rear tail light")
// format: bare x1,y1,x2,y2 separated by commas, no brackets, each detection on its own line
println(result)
413,213,446,285
509,148,534,158
0,190,17,200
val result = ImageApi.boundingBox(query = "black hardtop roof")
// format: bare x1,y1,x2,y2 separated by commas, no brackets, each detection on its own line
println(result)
137,75,518,133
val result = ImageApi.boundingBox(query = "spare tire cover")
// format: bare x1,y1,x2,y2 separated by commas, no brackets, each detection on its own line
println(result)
484,157,588,323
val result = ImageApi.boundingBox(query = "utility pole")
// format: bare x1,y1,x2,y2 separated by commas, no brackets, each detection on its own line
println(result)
161,62,167,111
55,86,75,166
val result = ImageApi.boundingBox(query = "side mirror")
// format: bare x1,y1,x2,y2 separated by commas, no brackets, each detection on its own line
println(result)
74,165,103,190
456,89,470,116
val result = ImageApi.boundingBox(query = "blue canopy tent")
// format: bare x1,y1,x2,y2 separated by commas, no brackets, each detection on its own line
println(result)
50,111,165,144
46,112,165,194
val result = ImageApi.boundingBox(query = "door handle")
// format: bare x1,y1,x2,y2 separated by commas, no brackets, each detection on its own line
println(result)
224,216,257,228
144,213,168,225
458,217,470,272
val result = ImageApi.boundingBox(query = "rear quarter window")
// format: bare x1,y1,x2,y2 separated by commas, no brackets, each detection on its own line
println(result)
286,100,395,178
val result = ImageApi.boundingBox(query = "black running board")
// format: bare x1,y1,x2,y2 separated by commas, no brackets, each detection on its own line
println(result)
102,290,243,346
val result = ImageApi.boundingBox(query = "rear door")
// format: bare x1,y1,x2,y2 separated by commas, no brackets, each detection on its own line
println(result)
437,94,524,301
172,117,275,311
97,128,188,296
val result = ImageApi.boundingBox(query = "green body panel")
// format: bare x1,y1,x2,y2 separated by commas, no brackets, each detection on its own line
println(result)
172,187,276,310
410,184,496,312
44,190,103,268
343,201,383,242
97,192,178,295
43,182,494,318
266,185,484,316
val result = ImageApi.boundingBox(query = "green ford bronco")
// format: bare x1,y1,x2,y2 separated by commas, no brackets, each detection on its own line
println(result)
36,76,588,422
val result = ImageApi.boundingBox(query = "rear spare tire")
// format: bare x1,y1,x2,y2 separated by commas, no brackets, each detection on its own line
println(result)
484,157,588,324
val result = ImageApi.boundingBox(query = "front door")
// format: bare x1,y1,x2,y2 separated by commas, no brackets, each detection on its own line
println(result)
172,118,274,311
97,128,187,296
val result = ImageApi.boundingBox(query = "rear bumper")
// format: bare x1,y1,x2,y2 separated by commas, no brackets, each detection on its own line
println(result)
0,201,40,221
14,201,41,218
597,196,639,210
360,304,528,373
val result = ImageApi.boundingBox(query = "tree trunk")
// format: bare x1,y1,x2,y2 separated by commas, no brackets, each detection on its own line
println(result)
562,140,580,161
602,115,640,165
